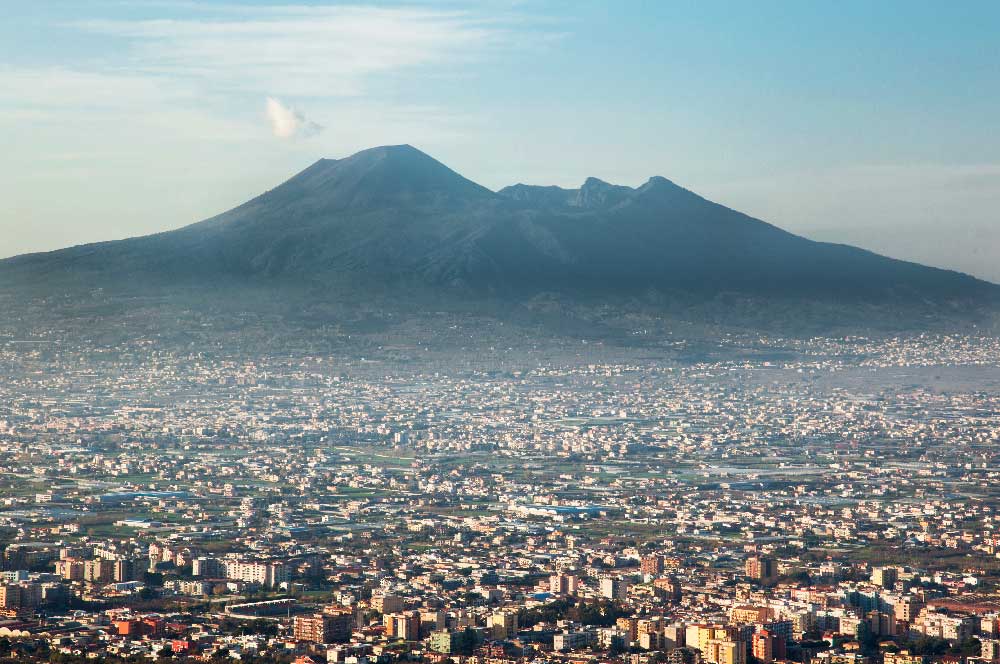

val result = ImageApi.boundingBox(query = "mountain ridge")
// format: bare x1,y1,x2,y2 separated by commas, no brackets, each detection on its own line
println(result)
1,144,996,332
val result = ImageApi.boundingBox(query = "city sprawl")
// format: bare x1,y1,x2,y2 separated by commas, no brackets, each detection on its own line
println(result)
2,330,1000,664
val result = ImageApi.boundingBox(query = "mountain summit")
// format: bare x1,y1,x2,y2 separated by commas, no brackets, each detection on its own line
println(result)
257,144,494,212
1,144,997,327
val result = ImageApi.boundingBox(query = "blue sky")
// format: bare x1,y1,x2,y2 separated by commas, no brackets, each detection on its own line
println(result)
2,1,999,280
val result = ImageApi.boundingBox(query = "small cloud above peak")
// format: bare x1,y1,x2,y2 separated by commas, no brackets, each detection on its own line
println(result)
265,97,323,139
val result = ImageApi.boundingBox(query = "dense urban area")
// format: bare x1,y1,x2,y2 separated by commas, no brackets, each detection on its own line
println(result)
3,321,1000,664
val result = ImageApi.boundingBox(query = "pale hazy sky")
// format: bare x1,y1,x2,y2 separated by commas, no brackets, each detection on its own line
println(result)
2,1,999,282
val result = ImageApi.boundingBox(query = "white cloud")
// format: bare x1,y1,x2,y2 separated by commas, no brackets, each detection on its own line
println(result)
265,97,323,139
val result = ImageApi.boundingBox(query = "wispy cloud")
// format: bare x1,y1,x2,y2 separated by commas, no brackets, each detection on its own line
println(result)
0,2,545,148
266,97,323,139
28,4,546,141
0,65,258,142
73,6,514,98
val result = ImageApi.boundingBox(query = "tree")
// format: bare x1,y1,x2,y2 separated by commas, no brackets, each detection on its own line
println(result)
455,627,480,656
856,622,878,656
952,637,980,657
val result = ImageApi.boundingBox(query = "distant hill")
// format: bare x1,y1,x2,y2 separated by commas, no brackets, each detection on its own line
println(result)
2,144,997,332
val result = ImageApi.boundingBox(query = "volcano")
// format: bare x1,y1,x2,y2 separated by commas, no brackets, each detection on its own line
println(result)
2,144,996,327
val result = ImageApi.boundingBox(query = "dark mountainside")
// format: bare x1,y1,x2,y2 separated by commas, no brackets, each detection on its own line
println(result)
2,144,998,336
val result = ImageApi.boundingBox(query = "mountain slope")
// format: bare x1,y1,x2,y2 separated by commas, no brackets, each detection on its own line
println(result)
1,144,996,317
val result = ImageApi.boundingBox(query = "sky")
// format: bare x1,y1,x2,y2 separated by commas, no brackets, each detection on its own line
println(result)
2,0,999,282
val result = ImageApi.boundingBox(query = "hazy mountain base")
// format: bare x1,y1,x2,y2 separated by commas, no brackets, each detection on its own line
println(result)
2,281,997,362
